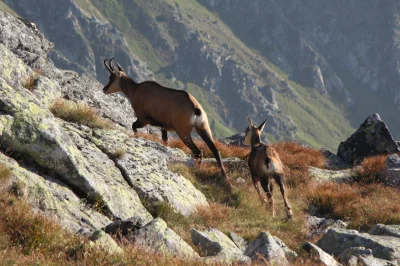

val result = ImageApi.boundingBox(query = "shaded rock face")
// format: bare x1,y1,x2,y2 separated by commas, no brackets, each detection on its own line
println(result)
307,216,348,239
320,148,347,170
317,228,400,264
222,133,245,147
369,224,400,239
339,247,395,266
89,230,124,255
244,232,289,265
337,114,400,165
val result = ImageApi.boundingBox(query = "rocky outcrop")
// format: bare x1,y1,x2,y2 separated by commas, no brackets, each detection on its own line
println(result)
0,11,210,259
191,228,250,264
228,232,248,252
317,228,400,264
222,133,245,147
273,236,298,263
244,232,289,265
320,148,347,170
303,242,341,266
337,114,400,165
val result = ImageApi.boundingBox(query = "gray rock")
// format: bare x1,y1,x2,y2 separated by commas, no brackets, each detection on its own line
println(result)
337,114,400,165
89,230,123,255
339,247,395,266
369,224,400,238
321,148,348,170
87,128,208,217
317,228,400,263
134,218,199,259
273,236,298,263
308,167,354,183
228,232,248,252
380,154,400,188
244,232,289,265
308,216,348,238
222,133,245,147
103,217,147,237
192,228,250,265
0,153,110,233
303,242,341,266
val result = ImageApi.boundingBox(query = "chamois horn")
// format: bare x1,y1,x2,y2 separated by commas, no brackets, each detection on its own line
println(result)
116,62,125,73
109,58,116,72
104,59,112,73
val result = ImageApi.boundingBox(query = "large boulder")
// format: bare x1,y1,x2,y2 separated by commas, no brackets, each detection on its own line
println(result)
337,114,400,165
274,236,298,263
192,228,250,264
244,232,289,265
228,232,248,252
134,218,199,259
320,148,348,170
317,228,400,264
303,242,341,266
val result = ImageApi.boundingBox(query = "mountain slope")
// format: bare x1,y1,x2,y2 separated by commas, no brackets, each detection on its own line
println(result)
2,0,363,150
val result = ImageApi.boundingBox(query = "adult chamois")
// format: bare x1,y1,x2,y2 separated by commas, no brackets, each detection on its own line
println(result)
244,117,293,219
102,58,228,179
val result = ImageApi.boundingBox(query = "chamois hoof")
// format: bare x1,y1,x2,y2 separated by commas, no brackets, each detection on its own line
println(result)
286,210,294,220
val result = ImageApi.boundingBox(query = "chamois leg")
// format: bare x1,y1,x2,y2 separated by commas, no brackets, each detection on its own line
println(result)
195,128,228,179
260,177,275,217
178,134,203,164
253,180,267,204
132,119,146,134
274,173,293,219
161,128,168,144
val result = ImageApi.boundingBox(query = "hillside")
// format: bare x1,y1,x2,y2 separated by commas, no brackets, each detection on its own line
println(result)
3,0,378,151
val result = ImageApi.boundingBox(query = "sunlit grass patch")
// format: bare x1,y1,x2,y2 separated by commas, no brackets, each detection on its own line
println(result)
306,182,400,230
50,99,113,129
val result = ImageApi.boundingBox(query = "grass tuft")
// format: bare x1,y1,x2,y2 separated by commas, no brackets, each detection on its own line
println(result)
23,69,41,91
50,99,113,129
354,155,388,183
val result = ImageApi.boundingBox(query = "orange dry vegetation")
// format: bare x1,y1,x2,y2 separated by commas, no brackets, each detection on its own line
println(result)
272,142,326,187
306,182,400,230
354,155,388,183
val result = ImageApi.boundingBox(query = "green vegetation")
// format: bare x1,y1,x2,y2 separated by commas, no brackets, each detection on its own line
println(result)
0,1,18,17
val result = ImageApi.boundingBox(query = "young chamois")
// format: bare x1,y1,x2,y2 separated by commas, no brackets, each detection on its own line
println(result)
244,117,293,219
102,58,228,178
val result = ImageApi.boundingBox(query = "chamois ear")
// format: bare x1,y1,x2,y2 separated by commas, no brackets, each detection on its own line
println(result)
258,118,267,132
248,116,254,127
116,62,125,73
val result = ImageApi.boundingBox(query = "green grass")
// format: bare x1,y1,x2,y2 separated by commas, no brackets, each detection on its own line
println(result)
0,1,18,17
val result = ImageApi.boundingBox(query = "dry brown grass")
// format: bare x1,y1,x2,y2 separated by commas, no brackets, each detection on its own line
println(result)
0,163,12,182
354,155,388,183
272,142,326,187
133,132,250,160
50,99,113,129
306,182,400,230
23,69,41,91
0,181,210,265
